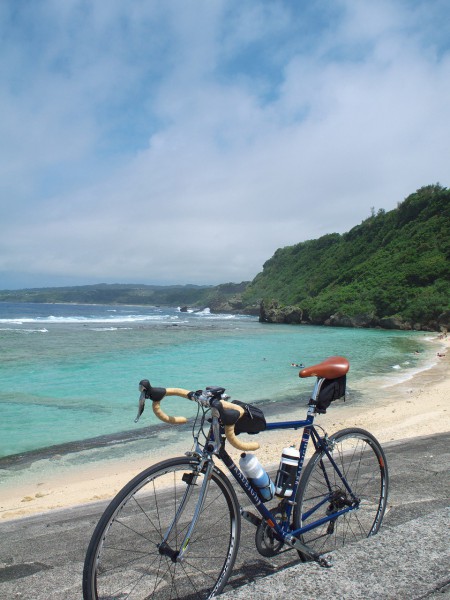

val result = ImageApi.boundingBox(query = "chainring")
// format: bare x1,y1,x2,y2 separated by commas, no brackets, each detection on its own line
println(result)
255,510,285,557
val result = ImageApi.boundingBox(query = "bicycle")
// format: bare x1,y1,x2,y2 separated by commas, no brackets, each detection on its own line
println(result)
83,355,389,599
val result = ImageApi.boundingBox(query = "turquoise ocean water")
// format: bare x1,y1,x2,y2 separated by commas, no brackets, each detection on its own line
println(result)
0,302,437,473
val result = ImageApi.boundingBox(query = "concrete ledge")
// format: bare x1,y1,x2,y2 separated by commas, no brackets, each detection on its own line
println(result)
222,506,450,600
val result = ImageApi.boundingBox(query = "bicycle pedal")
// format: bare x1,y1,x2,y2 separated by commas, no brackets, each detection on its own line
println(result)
317,555,333,568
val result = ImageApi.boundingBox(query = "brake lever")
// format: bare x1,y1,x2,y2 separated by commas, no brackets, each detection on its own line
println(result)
134,390,146,423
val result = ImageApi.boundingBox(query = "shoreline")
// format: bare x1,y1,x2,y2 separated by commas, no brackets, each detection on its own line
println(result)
1,338,448,523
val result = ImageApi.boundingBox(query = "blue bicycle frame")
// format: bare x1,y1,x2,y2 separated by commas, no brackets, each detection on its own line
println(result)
218,410,360,555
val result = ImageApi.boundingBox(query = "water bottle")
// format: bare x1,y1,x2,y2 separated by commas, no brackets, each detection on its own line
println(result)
239,453,275,502
275,446,300,497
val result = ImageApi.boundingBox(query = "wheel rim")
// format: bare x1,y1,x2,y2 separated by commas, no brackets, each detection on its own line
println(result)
295,431,388,556
91,460,238,599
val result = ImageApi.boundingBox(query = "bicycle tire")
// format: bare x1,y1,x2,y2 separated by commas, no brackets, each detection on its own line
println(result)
293,427,389,558
83,455,241,600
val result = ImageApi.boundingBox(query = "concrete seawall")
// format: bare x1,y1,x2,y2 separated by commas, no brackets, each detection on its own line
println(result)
222,506,450,600
0,432,449,598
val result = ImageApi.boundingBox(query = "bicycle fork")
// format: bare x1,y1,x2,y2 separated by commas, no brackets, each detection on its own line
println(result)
158,458,214,563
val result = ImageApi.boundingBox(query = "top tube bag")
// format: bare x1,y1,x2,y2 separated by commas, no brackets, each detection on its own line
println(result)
315,375,346,414
232,400,266,435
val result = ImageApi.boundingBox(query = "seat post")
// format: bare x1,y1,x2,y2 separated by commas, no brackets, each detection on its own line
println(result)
311,377,325,402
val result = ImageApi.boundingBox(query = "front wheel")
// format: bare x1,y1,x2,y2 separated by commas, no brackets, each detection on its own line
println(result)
293,428,389,558
83,456,241,600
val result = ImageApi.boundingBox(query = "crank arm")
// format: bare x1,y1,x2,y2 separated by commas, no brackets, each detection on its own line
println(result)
285,535,333,567
240,510,262,528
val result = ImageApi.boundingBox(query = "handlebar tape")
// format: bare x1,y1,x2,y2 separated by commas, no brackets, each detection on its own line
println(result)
224,425,259,451
214,399,260,451
151,387,191,424
152,401,188,424
144,384,260,451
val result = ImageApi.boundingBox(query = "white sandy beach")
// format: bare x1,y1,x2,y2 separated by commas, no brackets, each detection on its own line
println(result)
1,338,448,522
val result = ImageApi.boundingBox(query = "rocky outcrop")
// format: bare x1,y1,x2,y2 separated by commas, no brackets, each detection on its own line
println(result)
438,310,450,331
259,300,448,332
378,316,411,330
259,301,306,324
325,312,379,328
209,295,260,316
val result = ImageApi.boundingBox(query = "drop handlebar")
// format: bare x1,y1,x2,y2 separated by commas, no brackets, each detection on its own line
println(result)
135,379,259,451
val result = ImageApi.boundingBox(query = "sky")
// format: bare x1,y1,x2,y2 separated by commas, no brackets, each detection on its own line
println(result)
1,0,449,290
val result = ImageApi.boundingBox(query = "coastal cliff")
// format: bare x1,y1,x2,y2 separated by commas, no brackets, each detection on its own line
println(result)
242,184,450,332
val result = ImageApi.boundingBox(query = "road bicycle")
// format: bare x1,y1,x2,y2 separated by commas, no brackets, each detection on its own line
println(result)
83,355,389,599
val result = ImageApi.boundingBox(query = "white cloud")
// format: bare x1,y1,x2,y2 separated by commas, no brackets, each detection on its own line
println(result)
0,0,449,288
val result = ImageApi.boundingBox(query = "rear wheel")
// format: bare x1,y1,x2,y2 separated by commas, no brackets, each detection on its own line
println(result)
83,456,241,599
293,428,388,558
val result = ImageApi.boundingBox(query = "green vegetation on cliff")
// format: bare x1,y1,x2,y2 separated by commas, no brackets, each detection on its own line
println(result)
242,184,450,328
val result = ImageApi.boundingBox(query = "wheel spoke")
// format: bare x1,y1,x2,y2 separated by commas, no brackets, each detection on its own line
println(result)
295,428,388,557
83,457,240,600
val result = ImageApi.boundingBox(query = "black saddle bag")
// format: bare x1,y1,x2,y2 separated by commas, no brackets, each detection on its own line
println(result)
315,375,346,414
232,400,267,435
